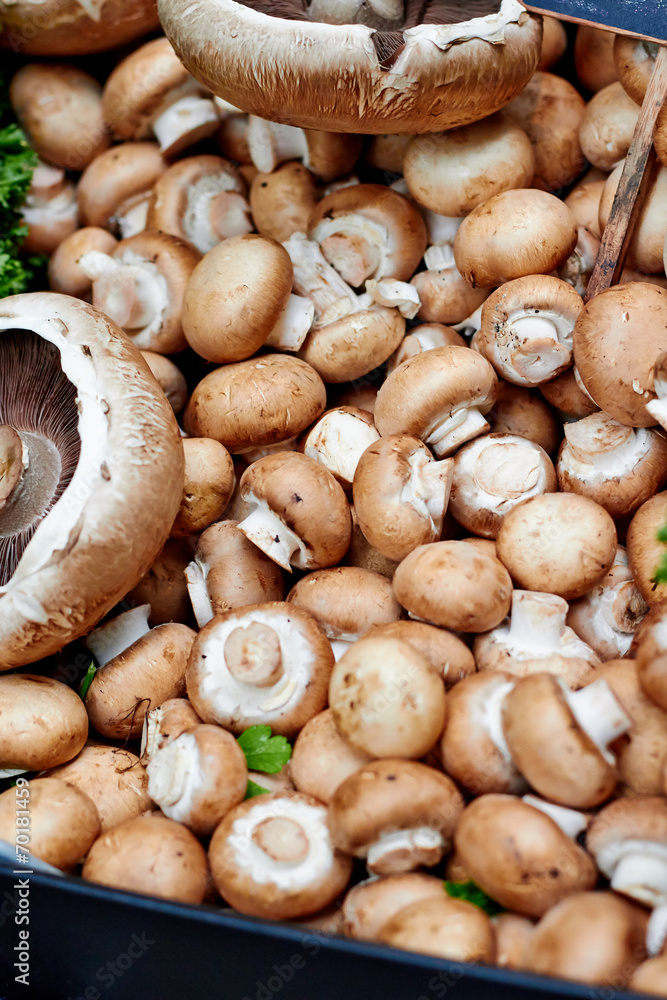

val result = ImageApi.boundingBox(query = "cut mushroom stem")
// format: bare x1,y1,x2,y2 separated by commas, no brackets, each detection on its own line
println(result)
283,234,359,323
510,591,569,650
224,622,285,688
79,251,168,333
646,352,667,430
265,294,315,352
402,450,454,527
366,279,420,319
521,795,589,839
611,845,667,907
238,500,308,573
184,559,214,628
151,93,220,155
564,679,631,764
426,405,490,459
330,639,353,662
482,680,516,765
252,815,310,864
248,119,309,173
86,605,151,668
647,903,667,956
366,827,445,875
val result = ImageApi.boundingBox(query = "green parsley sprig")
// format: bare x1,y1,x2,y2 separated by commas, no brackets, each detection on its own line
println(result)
444,880,503,916
237,725,292,800
653,523,667,585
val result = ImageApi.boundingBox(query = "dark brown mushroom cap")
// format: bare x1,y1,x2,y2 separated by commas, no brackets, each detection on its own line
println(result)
287,566,400,638
102,38,191,141
158,0,542,134
626,492,667,607
573,283,667,426
183,354,326,453
367,619,475,686
454,794,597,917
0,0,160,56
77,143,166,231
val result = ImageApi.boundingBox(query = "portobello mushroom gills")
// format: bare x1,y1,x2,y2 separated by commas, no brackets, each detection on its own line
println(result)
0,330,80,586
235,1,503,65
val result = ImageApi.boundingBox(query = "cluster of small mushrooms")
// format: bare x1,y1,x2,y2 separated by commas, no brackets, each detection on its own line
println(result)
5,0,667,995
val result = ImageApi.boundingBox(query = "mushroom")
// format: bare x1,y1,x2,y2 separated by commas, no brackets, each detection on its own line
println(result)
524,892,648,986
82,814,209,904
631,956,667,996
328,635,446,759
626,492,667,607
286,566,401,660
374,345,498,458
343,505,399,580
501,672,630,808
140,697,202,765
80,231,200,354
494,913,536,969
454,794,597,917
614,34,666,140
10,62,109,171
403,113,534,217
352,434,454,562
139,352,188,417
473,590,600,688
567,547,648,660
365,132,411,173
102,37,222,159
147,155,252,254
329,759,463,875
171,438,235,537
551,227,602,303
249,161,320,244
393,540,512,633
556,411,667,519
48,227,118,301
386,323,466,374
410,247,490,327
300,406,380,492
496,493,617,600
185,520,285,629
209,791,353,919
17,162,78,256
0,674,88,776
290,708,372,804
0,0,159,55
183,354,326,454
246,118,361,181
540,366,600,420
77,143,166,238
157,0,541,134
487,382,561,455
599,164,667,273
128,537,196,628
187,602,334,737
449,433,556,539
587,797,667,907
379,895,496,962
83,604,196,739
636,613,667,712
564,177,605,237
575,25,618,93
579,82,640,172
537,16,567,71
342,873,445,941
475,275,583,387
367,620,476,687
236,452,351,572
0,778,100,872
147,723,248,835
453,189,578,288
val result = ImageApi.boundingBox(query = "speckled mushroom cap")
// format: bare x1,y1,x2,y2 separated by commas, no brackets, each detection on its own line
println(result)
626,492,667,607
587,797,667,907
0,0,160,55
158,0,541,134
286,566,401,641
454,794,597,917
186,601,334,737
0,293,183,669
209,791,353,919
367,619,476,686
573,283,667,426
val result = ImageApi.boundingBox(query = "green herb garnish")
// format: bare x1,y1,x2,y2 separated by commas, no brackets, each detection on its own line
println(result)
654,523,667,585
78,662,96,701
245,779,271,799
237,725,292,774
444,880,503,916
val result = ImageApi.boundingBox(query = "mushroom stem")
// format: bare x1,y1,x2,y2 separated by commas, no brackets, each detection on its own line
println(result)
366,827,445,876
283,234,359,324
506,314,571,382
115,195,152,240
265,294,315,352
482,680,515,764
312,213,387,286
647,903,667,956
425,405,490,458
0,426,25,510
508,591,568,649
522,795,589,839
247,119,309,174
610,846,667,907
146,733,201,820
366,279,420,319
401,451,453,528
237,502,307,572
151,95,219,154
224,622,284,688
453,304,484,339
80,251,168,332
564,416,649,475
330,638,353,661
565,678,631,763
0,767,29,780
86,604,151,667
184,558,214,628
252,816,310,864
424,243,456,271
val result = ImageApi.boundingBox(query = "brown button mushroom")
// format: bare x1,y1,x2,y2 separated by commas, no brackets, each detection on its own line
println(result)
496,492,617,600
379,895,496,963
579,82,640,172
587,797,667,907
141,697,202,765
564,176,605,237
128,537,196,628
524,891,648,986
290,708,372,804
0,778,100,872
575,25,618,93
184,353,326,454
487,382,561,455
0,675,88,776
538,15,567,70
393,540,512,633
599,164,667,274
453,189,578,288
171,438,235,538
636,613,667,712
474,590,599,689
329,635,446,760
410,243,490,327
187,602,334,737
18,162,78,256
10,62,109,171
627,492,667,607
342,873,445,942
540,365,601,420
237,452,351,572
367,620,476,688
77,143,166,238
614,35,665,140
494,913,536,970
503,671,630,808
140,352,188,417
0,0,160,56
343,504,400,580
250,161,320,244
48,228,118,301
631,955,667,995
300,406,380,492
329,759,462,875
454,794,597,918
247,118,361,182
83,814,209,905
352,434,454,562
365,133,411,174
387,323,466,374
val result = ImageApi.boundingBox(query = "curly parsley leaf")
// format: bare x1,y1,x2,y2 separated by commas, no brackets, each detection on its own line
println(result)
237,725,291,774
0,75,40,299
444,880,504,916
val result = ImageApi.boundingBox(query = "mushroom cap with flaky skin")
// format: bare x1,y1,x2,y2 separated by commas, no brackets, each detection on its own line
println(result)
77,143,166,233
540,366,600,420
449,433,556,540
187,602,334,738
286,567,401,643
374,345,498,459
573,283,667,427
298,305,405,385
158,0,542,135
342,873,446,942
209,791,353,920
476,275,583,388
48,228,118,301
487,382,561,455
454,794,597,918
300,406,379,492
599,164,667,274
10,63,109,172
503,71,586,192
289,708,372,805
587,797,667,907
329,635,446,760
83,813,209,905
636,616,667,713
626,492,667,607
0,293,184,669
556,412,667,520
250,162,320,244
139,352,187,416
454,188,578,288
0,674,88,772
404,113,534,218
171,438,235,538
43,744,150,833
0,0,160,56
575,25,618,94
524,892,648,986
184,354,326,454
393,540,512,633
496,493,617,601
141,697,202,765
379,895,496,963
329,759,463,875
0,778,100,872
367,620,476,687
579,82,640,172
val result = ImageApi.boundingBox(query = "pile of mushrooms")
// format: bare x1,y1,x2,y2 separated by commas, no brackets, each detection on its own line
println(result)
6,8,667,1000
